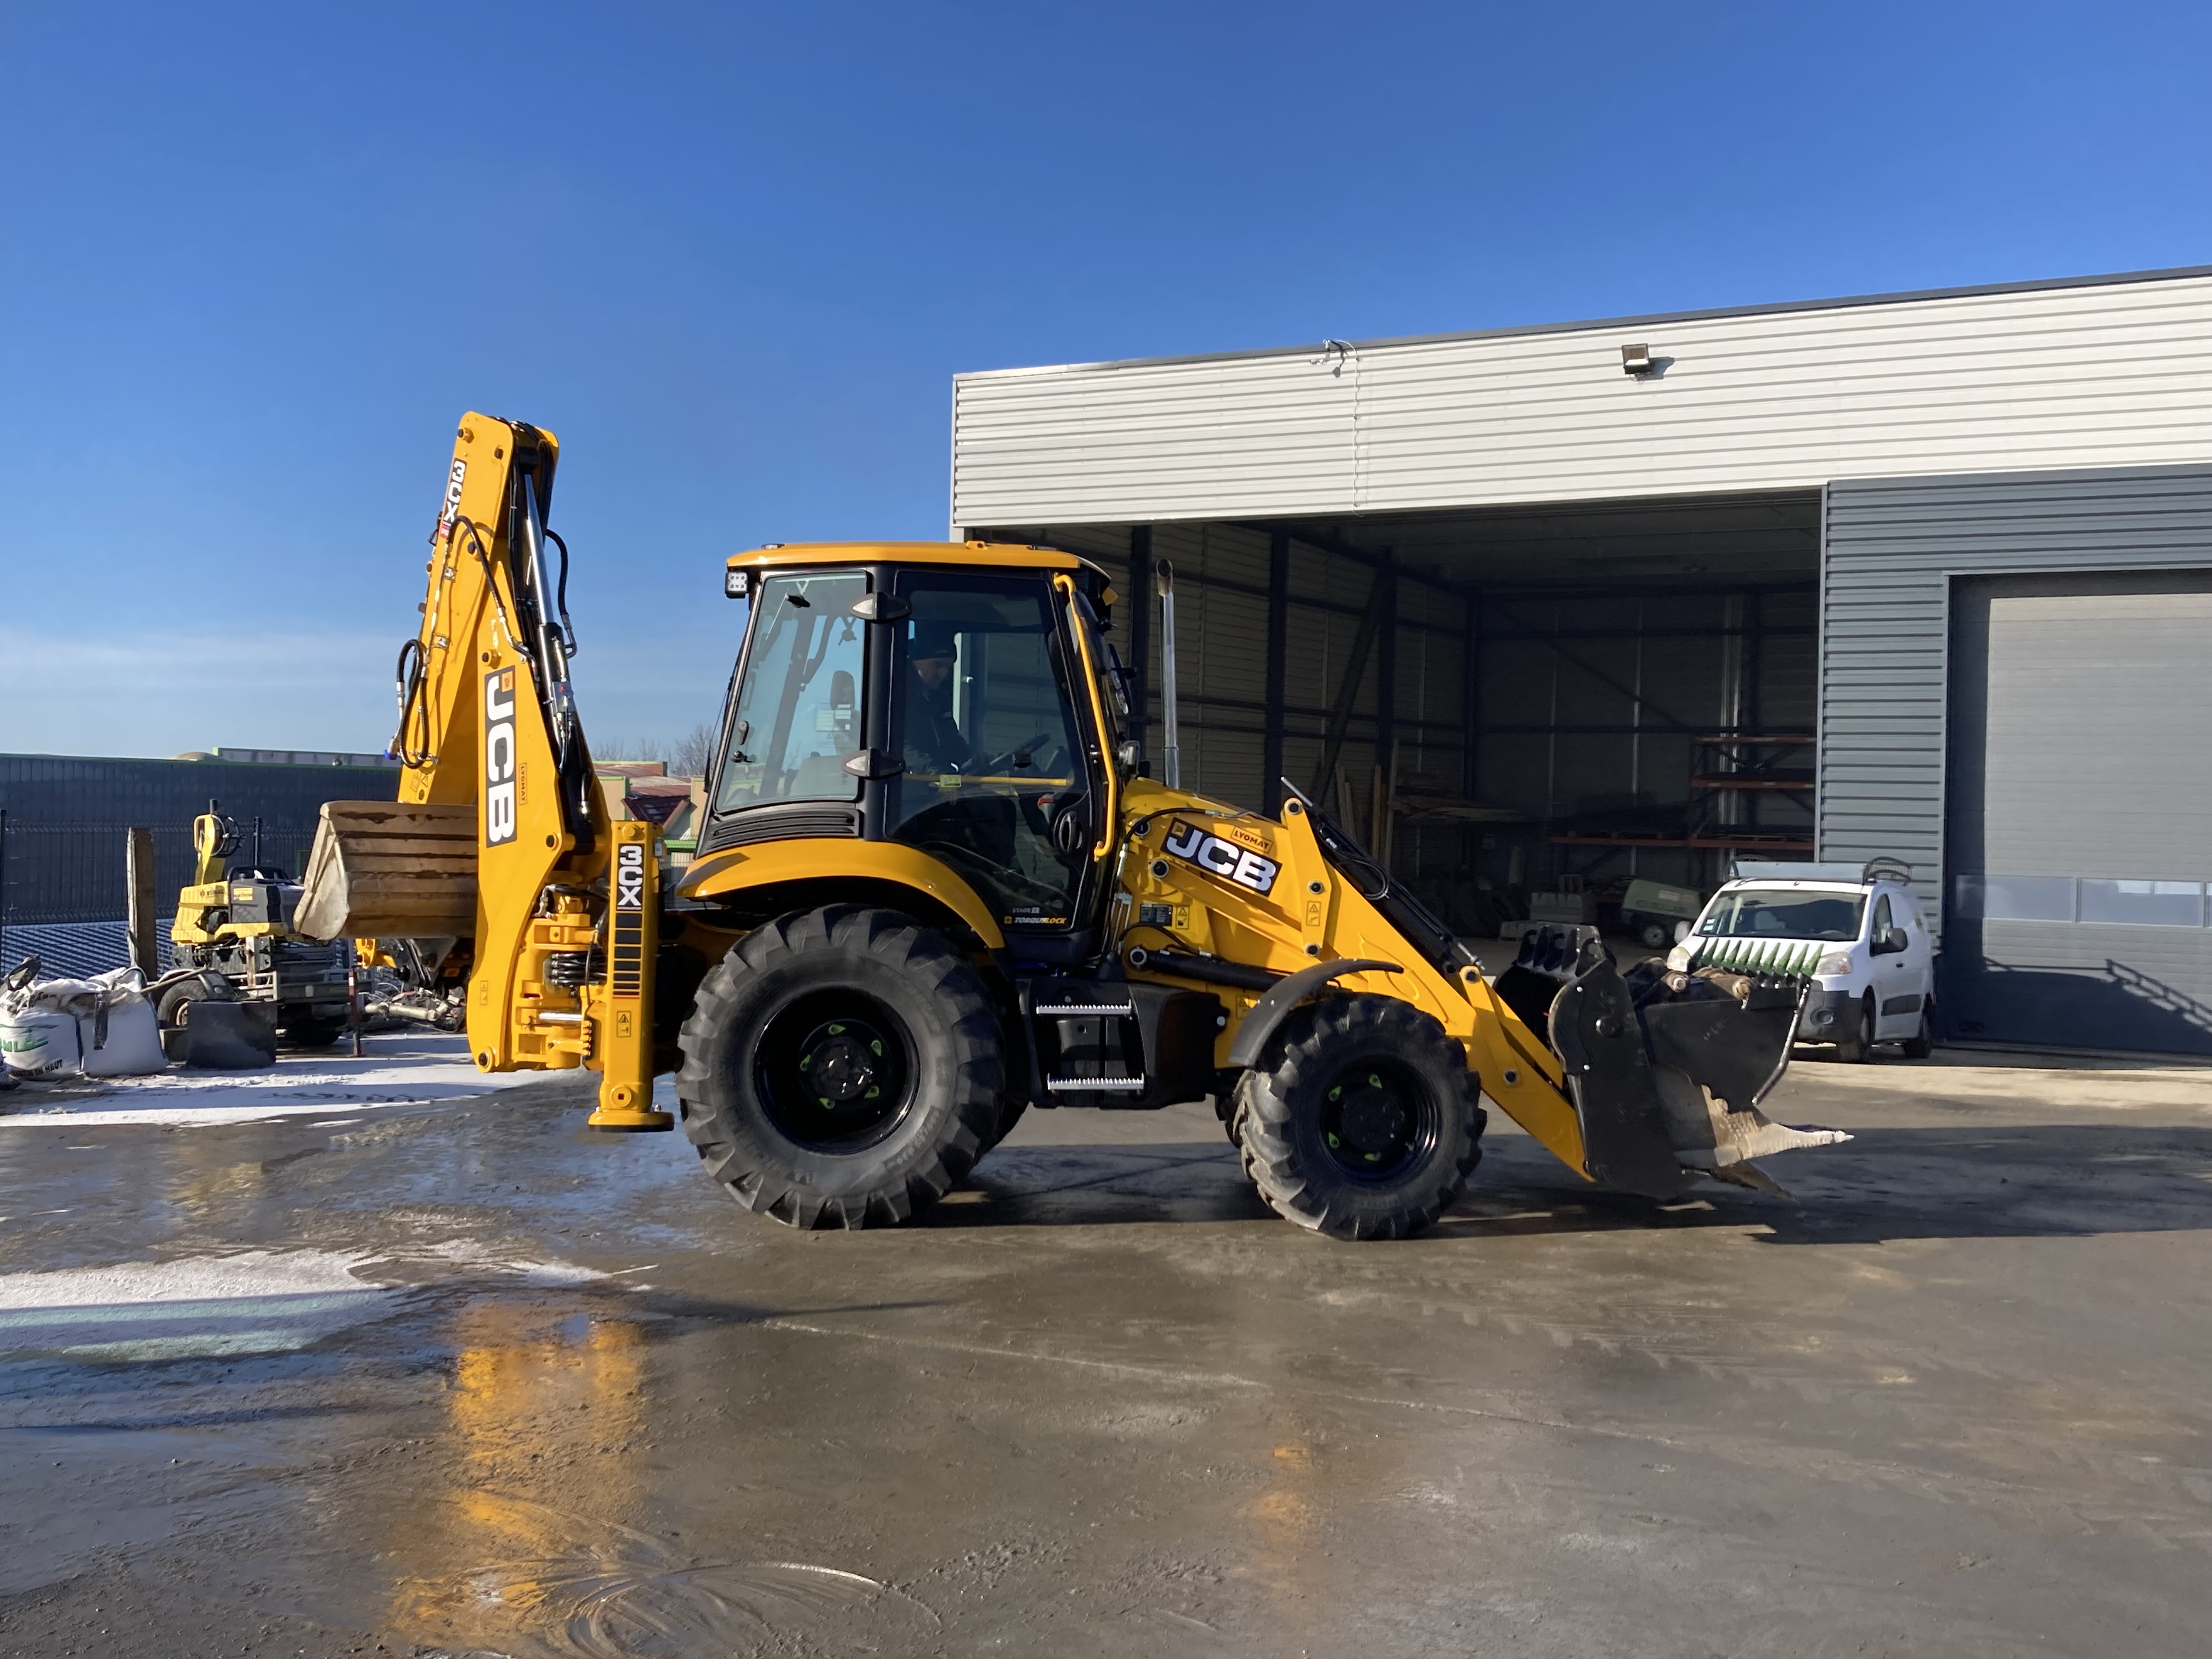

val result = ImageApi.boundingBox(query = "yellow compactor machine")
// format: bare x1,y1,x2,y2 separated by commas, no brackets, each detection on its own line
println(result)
294,414,1846,1238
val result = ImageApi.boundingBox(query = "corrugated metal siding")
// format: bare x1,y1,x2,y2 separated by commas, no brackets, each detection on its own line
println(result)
1818,464,2212,935
955,273,2212,528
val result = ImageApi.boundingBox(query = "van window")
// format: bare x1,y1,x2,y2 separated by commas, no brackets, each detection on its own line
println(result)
1699,887,1866,943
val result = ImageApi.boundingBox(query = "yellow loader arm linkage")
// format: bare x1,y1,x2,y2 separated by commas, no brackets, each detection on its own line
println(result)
295,414,667,1130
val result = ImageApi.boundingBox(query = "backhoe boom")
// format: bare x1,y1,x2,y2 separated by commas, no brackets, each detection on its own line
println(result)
297,414,667,1128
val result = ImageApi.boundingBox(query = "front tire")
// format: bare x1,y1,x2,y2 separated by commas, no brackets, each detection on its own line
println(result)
156,972,232,1029
1234,995,1486,1240
1832,992,1876,1063
675,906,1005,1229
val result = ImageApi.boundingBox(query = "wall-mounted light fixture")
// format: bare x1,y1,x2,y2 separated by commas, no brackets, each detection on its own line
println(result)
1621,342,1654,377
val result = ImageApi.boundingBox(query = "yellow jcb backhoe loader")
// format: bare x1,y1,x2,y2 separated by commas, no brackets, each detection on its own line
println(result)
294,414,1846,1239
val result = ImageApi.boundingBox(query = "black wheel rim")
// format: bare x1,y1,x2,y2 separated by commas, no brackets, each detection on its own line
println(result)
1317,1058,1438,1182
754,989,916,1152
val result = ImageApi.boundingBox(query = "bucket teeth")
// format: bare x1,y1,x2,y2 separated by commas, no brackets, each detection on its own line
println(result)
1542,939,1850,1199
1706,1161,1792,1199
1652,1063,1851,1170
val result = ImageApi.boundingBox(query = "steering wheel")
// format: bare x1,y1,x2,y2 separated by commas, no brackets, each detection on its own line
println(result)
981,731,1057,774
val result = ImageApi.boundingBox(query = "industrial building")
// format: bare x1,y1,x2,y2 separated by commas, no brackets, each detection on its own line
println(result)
951,267,2212,1053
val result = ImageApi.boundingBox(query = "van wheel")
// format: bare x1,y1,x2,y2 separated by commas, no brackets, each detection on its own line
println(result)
1234,995,1486,1240
1832,992,1876,1063
675,906,1005,1228
1901,1004,1935,1060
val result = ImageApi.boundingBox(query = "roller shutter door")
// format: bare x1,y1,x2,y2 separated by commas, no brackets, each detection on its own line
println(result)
1944,572,2212,1052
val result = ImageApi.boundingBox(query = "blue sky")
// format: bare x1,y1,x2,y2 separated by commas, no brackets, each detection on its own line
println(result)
2,1,2204,758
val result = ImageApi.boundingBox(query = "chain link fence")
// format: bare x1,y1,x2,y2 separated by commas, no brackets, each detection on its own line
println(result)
0,815,322,977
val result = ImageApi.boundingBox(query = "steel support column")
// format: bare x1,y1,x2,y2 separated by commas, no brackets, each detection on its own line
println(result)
1262,531,1289,814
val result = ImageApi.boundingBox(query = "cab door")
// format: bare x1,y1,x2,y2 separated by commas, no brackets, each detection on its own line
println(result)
881,568,1111,956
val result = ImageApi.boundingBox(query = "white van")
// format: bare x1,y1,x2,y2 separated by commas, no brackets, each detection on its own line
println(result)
1666,859,1936,1061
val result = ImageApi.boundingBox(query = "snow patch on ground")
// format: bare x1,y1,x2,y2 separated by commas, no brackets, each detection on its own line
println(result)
0,1240,615,1363
0,1248,401,1362
0,1034,532,1127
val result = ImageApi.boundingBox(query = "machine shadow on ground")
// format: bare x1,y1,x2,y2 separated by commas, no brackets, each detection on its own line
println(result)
924,1121,2212,1247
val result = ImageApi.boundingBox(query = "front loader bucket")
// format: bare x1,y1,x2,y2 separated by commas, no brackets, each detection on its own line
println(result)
291,802,479,941
1508,926,1849,1198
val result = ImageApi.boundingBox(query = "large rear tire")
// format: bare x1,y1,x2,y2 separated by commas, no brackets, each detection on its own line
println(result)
675,906,1005,1229
1234,995,1486,1240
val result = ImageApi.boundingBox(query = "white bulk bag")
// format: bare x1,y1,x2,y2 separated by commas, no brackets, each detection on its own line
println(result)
78,967,165,1077
1,1007,81,1078
0,962,169,1079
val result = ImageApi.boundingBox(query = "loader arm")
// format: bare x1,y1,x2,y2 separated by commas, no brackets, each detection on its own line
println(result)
1115,777,1846,1199
296,414,667,1130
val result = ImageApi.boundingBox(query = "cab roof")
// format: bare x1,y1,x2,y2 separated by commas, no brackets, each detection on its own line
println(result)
726,540,1084,573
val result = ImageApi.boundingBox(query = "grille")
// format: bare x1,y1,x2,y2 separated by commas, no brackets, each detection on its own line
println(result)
702,807,861,852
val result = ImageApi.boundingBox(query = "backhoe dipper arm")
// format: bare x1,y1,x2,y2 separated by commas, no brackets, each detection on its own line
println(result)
380,413,667,1130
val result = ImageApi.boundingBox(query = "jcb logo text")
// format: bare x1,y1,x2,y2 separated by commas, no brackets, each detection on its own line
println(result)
1162,819,1279,896
484,668,517,845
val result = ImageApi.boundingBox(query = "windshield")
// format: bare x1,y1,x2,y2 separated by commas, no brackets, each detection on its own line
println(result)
714,570,866,812
1698,886,1865,944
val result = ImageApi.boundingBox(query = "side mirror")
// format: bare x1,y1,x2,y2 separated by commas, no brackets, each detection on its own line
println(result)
1873,926,1909,955
1116,740,1143,773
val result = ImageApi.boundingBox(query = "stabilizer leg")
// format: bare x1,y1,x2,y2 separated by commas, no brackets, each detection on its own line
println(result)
588,821,673,1131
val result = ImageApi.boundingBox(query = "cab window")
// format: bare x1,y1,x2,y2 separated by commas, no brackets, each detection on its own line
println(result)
887,573,1094,929
714,571,867,812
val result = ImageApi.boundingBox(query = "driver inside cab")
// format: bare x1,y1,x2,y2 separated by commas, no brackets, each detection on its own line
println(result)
902,624,982,775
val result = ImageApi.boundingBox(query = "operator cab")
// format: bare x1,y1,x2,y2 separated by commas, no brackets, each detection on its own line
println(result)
703,544,1127,962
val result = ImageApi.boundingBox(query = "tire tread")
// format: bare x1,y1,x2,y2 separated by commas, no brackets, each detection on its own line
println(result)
675,905,1004,1230
1235,995,1485,1241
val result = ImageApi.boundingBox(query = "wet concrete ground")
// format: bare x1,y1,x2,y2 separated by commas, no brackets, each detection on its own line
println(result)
3,1043,2211,1658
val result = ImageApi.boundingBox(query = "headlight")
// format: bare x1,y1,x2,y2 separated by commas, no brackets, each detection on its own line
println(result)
1664,944,1692,972
1816,951,1854,977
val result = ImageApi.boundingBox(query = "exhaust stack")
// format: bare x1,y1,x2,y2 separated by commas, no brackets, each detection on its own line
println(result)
1156,559,1181,789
